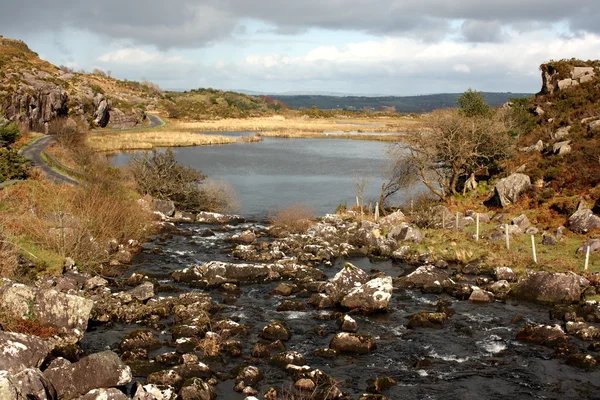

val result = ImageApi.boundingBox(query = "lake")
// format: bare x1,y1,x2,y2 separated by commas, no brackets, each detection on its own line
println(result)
112,135,418,219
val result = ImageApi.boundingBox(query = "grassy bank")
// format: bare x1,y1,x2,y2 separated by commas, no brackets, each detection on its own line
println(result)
87,131,237,151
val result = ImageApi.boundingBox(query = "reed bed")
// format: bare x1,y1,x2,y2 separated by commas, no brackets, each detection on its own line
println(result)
258,130,402,142
87,131,237,151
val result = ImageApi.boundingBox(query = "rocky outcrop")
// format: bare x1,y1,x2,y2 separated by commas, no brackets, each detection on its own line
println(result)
489,173,531,207
541,63,597,94
8,81,68,131
511,272,588,305
568,208,600,233
93,93,110,127
0,332,49,374
43,351,132,400
108,108,145,130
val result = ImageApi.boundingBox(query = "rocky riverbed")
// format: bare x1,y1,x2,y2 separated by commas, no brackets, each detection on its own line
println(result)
2,211,600,399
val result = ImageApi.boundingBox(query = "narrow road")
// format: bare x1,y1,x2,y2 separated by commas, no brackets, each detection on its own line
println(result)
20,136,79,185
20,113,165,185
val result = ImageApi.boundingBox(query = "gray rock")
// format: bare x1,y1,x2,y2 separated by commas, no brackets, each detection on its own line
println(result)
520,140,544,153
494,267,516,282
558,78,577,90
349,228,378,247
151,199,175,217
93,94,110,127
516,324,568,347
511,214,531,231
553,140,571,155
568,209,600,233
128,282,155,301
377,210,406,227
0,332,50,374
469,289,494,303
329,333,376,354
571,67,595,80
75,388,128,400
340,276,393,312
43,351,132,400
195,212,244,224
491,173,531,207
589,120,600,131
179,378,216,400
325,262,368,303
0,368,57,400
235,366,263,387
225,230,256,244
387,224,424,243
172,211,196,222
397,265,453,293
511,272,588,305
542,233,558,246
551,126,571,141
577,239,600,254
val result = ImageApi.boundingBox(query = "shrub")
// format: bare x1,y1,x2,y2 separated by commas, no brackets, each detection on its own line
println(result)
0,148,29,182
0,235,19,279
129,149,207,211
198,179,240,214
269,203,315,234
400,192,443,228
0,119,20,146
47,118,87,150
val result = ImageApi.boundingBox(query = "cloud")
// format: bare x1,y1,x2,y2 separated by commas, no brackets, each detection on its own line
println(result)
97,48,191,65
1,0,600,48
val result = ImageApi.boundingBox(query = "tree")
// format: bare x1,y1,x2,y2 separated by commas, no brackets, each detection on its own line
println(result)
390,108,512,199
457,89,490,117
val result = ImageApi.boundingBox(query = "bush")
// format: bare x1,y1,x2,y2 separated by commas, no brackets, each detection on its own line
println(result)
400,192,443,228
0,234,19,279
0,119,20,146
47,118,87,149
130,149,207,211
198,179,240,214
269,203,315,234
0,148,29,182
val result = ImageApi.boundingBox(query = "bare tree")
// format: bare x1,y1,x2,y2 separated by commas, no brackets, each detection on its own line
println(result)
390,108,512,200
353,175,370,212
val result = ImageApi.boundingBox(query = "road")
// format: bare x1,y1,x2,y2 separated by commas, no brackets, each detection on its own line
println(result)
20,113,165,185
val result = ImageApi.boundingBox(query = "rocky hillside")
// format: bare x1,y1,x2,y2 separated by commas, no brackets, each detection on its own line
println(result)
0,36,162,131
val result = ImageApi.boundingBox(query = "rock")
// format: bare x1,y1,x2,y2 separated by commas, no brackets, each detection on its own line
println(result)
0,368,57,400
340,276,393,312
128,282,155,301
490,173,531,207
396,265,453,293
367,376,397,394
553,141,571,155
511,214,530,231
551,126,571,141
277,300,305,312
235,366,263,387
377,210,406,227
195,212,244,224
172,211,196,222
259,321,291,342
132,383,173,400
179,378,216,400
349,228,379,247
226,230,256,244
516,324,568,347
8,81,68,131
565,321,600,340
93,93,110,127
151,199,175,217
589,120,600,132
407,311,448,329
577,239,600,254
489,280,510,295
251,343,270,358
566,354,597,371
534,106,545,116
44,351,132,400
119,330,162,352
494,266,516,282
271,283,296,296
512,272,587,305
337,315,358,333
295,378,315,392
76,388,128,400
387,224,424,243
469,289,494,303
568,209,600,233
84,276,108,290
0,282,93,341
0,332,50,374
307,293,334,309
270,351,306,368
520,140,544,153
325,262,368,303
329,333,376,354
571,67,595,80
542,233,558,246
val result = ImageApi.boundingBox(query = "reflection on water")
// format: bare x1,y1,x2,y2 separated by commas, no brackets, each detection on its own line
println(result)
112,136,420,218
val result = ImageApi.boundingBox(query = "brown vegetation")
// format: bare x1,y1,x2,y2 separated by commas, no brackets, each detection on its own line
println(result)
87,131,237,151
269,203,316,235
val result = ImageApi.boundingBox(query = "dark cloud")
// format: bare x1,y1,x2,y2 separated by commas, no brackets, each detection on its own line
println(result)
0,0,599,48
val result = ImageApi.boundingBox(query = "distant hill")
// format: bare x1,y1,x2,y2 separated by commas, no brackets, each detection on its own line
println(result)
269,92,533,113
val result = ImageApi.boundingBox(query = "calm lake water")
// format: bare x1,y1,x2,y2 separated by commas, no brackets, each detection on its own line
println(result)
112,135,417,218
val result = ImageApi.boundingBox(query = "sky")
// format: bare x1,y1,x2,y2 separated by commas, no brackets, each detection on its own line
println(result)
2,0,600,95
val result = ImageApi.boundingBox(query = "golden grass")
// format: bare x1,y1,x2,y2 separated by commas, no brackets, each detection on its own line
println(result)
87,131,237,151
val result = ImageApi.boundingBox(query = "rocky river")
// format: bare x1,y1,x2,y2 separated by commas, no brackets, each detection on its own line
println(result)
2,210,600,400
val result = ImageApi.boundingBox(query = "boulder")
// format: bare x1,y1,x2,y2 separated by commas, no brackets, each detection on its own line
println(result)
511,272,587,305
128,282,155,302
520,140,544,153
568,209,600,233
329,333,376,354
93,94,110,127
0,282,93,341
179,378,216,400
571,67,595,80
0,368,57,400
195,212,244,224
377,210,406,227
337,315,358,332
225,230,256,244
589,120,600,132
396,265,453,293
0,332,50,374
270,351,306,368
76,388,128,400
551,126,571,141
235,366,263,387
387,224,424,243
553,141,571,155
469,289,494,303
151,199,175,217
407,311,448,329
578,239,600,254
516,324,568,347
490,173,531,207
119,330,162,352
340,276,393,312
542,233,558,246
494,266,516,282
43,351,132,400
511,214,530,231
325,263,368,303
259,321,291,342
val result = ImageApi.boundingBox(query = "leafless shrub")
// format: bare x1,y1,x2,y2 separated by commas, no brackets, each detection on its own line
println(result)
199,179,240,214
47,118,87,149
0,235,19,279
269,203,316,234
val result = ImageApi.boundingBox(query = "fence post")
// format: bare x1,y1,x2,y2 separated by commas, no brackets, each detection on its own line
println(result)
531,235,537,264
375,202,380,221
505,224,510,250
585,245,591,271
476,214,479,241
455,212,459,231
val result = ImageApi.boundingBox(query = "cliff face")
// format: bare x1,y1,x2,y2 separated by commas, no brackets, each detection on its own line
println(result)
0,36,161,132
540,60,599,94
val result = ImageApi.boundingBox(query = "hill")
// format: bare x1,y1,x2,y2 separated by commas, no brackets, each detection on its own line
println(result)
269,92,533,113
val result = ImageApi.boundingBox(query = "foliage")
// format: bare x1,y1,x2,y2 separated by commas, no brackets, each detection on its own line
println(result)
0,148,29,182
130,149,207,211
0,234,19,279
395,108,513,199
457,89,490,117
198,179,240,214
0,118,20,146
47,118,87,149
269,203,316,235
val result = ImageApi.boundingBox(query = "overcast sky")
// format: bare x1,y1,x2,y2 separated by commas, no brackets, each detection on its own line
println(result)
2,0,600,95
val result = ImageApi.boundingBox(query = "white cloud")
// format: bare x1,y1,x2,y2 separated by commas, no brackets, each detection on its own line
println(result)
453,64,471,73
97,48,190,65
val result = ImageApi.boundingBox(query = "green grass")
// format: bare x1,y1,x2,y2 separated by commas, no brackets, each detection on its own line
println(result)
10,235,64,276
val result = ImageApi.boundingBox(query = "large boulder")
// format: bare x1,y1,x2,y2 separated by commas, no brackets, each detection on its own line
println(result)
43,351,132,400
0,332,50,374
489,173,531,207
396,265,453,293
568,209,600,233
195,212,244,224
324,263,368,303
511,272,588,305
0,368,57,400
387,224,424,243
329,333,376,354
151,199,175,217
377,210,406,227
340,276,393,312
0,282,93,342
